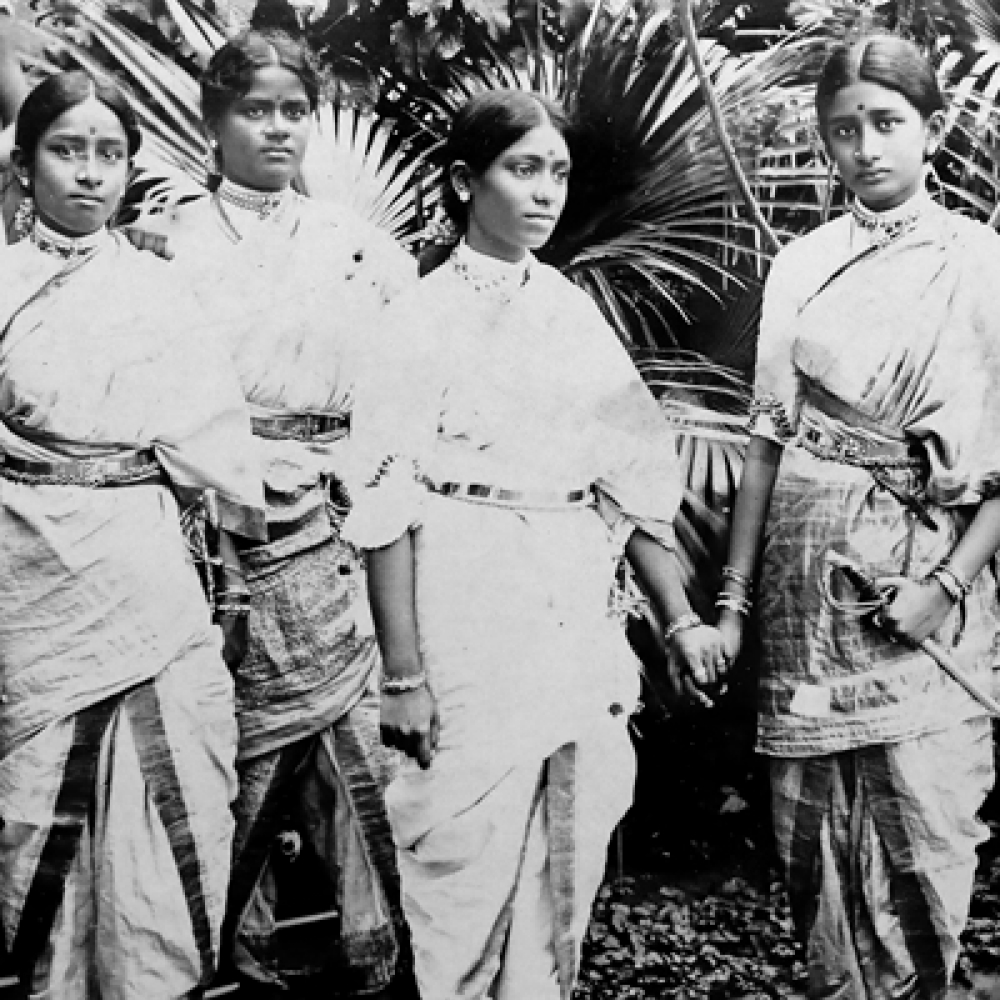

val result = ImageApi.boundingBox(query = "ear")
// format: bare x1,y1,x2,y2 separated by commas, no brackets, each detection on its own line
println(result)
10,146,31,190
449,161,472,203
924,109,947,159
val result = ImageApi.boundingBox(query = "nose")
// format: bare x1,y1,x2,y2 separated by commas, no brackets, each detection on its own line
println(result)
75,153,102,188
263,111,290,138
855,125,880,164
533,171,560,206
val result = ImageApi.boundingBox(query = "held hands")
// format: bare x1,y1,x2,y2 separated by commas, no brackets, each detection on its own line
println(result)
667,621,733,709
381,682,440,769
873,575,956,645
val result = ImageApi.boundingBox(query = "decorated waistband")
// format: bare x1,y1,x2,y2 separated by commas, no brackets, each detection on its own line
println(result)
0,448,162,488
428,480,593,509
251,413,350,442
797,423,923,471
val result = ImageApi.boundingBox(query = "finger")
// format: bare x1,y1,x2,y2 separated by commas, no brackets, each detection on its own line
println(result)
684,677,713,709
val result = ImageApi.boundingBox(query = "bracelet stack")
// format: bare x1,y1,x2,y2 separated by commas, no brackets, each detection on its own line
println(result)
214,584,252,620
928,559,974,604
382,671,427,695
715,565,754,618
663,612,703,645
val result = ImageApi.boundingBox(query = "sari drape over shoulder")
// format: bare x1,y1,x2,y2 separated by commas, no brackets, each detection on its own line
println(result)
750,196,1000,755
0,235,265,760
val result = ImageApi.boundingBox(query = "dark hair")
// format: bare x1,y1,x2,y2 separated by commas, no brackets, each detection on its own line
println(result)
200,29,320,131
14,70,141,165
815,35,944,141
441,89,572,227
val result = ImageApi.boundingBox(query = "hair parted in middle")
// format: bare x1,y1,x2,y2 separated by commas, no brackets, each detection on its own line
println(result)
15,69,142,166
441,89,572,229
199,28,321,131
815,34,945,143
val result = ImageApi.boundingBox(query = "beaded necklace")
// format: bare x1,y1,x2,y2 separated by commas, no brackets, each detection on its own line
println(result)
849,191,928,248
30,219,107,261
450,240,533,301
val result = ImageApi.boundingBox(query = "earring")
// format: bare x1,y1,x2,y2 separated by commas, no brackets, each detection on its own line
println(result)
457,189,470,203
11,193,35,243
205,140,221,176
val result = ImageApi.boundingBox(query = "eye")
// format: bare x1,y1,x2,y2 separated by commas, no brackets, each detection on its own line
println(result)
876,118,899,133
242,105,266,120
832,124,856,140
283,104,310,122
510,162,536,179
553,166,571,184
100,148,126,163
50,142,75,159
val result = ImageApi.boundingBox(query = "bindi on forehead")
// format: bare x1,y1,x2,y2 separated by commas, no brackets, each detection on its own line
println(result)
856,104,865,111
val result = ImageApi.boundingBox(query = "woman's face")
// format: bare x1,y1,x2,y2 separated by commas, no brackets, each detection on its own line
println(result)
18,97,130,237
210,65,311,192
823,80,944,211
461,123,571,263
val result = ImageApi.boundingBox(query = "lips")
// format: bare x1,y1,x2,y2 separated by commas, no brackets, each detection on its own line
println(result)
69,195,104,208
856,169,889,183
261,147,294,157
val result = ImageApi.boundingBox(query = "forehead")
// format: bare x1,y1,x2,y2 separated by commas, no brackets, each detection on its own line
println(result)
826,80,916,118
500,124,570,160
42,97,126,140
240,65,309,102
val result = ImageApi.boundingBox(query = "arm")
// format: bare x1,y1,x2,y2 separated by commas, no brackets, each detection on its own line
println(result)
715,435,783,667
367,531,439,768
625,528,727,707
881,495,1000,643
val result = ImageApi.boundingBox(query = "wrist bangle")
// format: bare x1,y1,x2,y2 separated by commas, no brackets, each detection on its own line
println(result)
721,566,753,591
928,568,964,603
382,671,427,695
716,592,752,617
663,612,703,645
932,560,973,596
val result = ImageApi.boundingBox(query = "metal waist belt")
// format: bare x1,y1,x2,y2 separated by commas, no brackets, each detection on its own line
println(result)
430,481,592,509
798,424,923,470
0,449,162,487
251,413,350,442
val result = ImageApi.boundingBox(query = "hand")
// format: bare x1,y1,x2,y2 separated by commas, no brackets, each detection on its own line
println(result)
668,624,729,708
874,575,954,645
219,613,248,672
381,684,439,769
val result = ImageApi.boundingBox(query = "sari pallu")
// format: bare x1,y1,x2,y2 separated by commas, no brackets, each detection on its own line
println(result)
0,234,264,996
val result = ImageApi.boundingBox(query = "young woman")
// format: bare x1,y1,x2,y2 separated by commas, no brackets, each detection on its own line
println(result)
155,29,417,998
710,35,1000,1000
0,71,265,998
344,88,725,1000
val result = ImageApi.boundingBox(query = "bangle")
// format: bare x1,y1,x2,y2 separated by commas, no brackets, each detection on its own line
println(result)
928,568,964,604
932,560,973,596
663,612,703,645
382,672,427,695
721,566,752,591
716,592,753,617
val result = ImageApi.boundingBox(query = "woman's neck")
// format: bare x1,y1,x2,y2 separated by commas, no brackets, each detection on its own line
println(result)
30,218,108,260
215,176,292,221
850,186,931,246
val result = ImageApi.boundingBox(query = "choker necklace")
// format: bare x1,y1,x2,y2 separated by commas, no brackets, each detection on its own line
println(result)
30,220,107,261
216,178,291,221
850,193,928,248
450,240,533,298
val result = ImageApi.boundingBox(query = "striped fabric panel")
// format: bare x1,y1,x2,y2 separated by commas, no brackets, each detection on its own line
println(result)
546,744,578,1000
129,683,215,987
863,747,948,999
11,696,120,986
